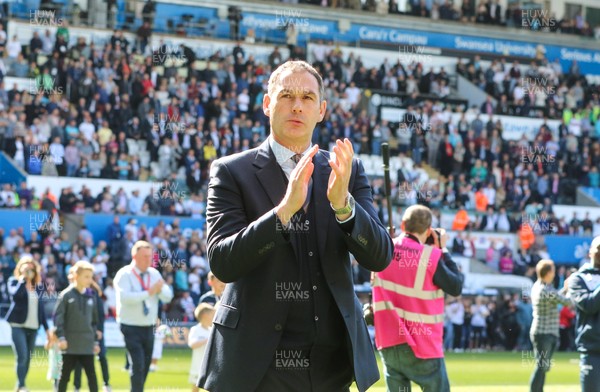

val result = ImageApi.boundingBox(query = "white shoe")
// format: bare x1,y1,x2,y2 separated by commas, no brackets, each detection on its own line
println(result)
103,386,112,392
149,364,157,372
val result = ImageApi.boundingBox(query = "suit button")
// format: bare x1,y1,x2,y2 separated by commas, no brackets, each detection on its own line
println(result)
308,251,313,257
274,323,282,331
314,316,319,321
312,285,317,291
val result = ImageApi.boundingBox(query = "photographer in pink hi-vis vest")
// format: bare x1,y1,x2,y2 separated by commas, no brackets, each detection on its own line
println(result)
373,204,463,392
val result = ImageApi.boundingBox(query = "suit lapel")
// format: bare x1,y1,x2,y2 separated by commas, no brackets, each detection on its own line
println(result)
254,140,286,208
312,150,333,261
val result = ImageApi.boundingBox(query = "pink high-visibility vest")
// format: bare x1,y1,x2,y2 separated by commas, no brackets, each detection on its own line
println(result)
373,235,445,359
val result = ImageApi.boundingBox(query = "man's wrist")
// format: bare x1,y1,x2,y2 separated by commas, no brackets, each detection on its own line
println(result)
275,204,295,225
331,194,354,215
331,197,347,210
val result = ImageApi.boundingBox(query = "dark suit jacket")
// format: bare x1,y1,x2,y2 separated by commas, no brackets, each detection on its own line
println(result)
198,140,393,392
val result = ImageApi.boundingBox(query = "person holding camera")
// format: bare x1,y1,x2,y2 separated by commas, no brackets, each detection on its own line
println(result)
6,256,50,392
373,204,463,392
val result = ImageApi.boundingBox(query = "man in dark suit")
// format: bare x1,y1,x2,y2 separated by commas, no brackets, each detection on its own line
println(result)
198,60,393,391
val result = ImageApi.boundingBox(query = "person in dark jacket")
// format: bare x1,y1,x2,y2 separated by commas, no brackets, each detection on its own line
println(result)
54,261,101,392
569,235,600,392
5,256,49,392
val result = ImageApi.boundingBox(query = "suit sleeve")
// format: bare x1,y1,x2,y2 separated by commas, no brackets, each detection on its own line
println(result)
206,159,290,283
339,158,393,272
569,275,600,315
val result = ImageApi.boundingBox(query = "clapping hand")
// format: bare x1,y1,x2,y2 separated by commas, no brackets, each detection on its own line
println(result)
327,139,354,211
276,145,319,225
148,280,164,296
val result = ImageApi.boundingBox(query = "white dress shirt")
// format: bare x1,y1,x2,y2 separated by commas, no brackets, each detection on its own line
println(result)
114,262,173,326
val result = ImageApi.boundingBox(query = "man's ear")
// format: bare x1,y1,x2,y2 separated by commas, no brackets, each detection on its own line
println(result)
262,94,271,117
319,99,327,122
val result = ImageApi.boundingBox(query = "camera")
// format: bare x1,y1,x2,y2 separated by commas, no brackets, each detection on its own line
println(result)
425,228,442,247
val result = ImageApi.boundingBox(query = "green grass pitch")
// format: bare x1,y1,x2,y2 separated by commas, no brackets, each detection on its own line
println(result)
0,347,581,391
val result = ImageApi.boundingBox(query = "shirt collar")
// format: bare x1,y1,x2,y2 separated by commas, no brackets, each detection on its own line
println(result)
402,232,421,244
130,262,146,275
268,136,312,167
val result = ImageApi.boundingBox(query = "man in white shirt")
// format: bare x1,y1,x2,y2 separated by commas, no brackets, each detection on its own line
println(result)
345,81,361,106
128,190,144,215
114,241,173,392
79,112,96,142
6,35,21,59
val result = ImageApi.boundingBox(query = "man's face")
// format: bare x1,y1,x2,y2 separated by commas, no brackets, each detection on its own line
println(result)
263,70,326,148
134,247,153,272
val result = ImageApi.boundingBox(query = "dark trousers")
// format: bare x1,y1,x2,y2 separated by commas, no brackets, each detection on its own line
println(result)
529,334,557,392
255,345,352,392
10,326,37,388
379,343,450,392
580,353,600,392
58,354,98,392
472,326,485,349
121,324,154,392
75,338,109,388
452,323,463,349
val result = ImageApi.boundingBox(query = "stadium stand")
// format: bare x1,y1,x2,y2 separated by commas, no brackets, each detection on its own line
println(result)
1,0,599,356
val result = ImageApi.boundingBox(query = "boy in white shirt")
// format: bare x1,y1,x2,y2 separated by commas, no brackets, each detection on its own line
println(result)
188,303,215,391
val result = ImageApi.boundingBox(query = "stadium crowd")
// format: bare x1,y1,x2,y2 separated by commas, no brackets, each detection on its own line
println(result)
283,0,600,39
0,8,596,356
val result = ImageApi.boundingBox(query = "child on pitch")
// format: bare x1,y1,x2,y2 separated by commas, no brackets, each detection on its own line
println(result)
54,261,101,392
45,326,62,391
188,303,215,392
150,318,172,372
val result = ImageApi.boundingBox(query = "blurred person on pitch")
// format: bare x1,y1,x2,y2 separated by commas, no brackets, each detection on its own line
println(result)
529,259,572,392
198,60,393,392
189,303,215,392
373,204,463,392
113,241,173,392
568,236,600,392
53,261,101,392
73,278,112,392
198,272,225,306
6,256,50,392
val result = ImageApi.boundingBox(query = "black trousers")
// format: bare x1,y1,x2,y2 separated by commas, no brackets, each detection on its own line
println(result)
452,323,463,349
121,324,154,392
74,338,109,388
255,345,352,392
58,354,97,392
